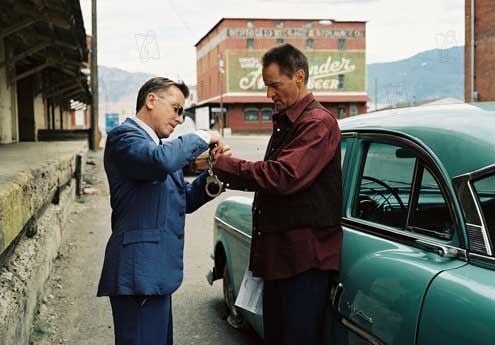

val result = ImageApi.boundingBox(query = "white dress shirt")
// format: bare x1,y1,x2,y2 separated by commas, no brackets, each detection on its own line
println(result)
130,117,210,145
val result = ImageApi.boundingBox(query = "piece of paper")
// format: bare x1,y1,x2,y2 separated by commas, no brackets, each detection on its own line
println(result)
234,269,264,315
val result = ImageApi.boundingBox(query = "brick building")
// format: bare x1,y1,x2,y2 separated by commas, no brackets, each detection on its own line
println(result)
465,0,495,102
193,18,367,134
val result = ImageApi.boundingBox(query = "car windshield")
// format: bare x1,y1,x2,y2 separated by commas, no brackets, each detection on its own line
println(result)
473,174,495,239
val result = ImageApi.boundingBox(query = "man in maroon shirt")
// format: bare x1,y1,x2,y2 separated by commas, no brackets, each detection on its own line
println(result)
213,43,342,345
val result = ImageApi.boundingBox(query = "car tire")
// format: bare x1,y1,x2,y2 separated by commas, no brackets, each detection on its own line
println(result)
222,263,244,329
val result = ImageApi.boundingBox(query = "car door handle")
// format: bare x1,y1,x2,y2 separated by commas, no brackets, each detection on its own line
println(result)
331,282,344,312
415,239,458,258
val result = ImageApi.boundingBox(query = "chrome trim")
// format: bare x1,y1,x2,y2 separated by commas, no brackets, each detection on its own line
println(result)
345,302,374,324
206,270,214,285
466,223,488,254
469,252,495,263
341,131,358,138
415,238,467,259
214,216,252,243
331,283,344,312
453,163,495,181
343,218,468,261
340,318,385,345
467,182,493,255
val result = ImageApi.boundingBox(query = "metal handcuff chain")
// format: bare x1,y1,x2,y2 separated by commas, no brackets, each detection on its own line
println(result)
205,148,224,198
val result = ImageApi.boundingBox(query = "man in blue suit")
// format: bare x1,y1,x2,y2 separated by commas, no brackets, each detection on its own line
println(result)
97,77,229,345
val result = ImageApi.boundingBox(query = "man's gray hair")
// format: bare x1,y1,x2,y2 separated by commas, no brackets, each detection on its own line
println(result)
136,77,189,112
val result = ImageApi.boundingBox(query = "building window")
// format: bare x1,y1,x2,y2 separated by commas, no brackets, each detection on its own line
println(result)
350,103,358,116
247,38,255,49
337,104,346,118
244,108,259,122
261,108,273,122
338,38,346,49
338,74,345,89
306,38,314,49
276,38,284,45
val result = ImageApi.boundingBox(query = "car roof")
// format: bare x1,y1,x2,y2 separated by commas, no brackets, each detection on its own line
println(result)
339,102,495,178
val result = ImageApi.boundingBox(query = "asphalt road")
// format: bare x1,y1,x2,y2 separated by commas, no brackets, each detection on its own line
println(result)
176,135,268,345
31,134,269,345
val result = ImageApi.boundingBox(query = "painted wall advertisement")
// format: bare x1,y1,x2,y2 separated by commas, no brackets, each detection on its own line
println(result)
226,50,365,93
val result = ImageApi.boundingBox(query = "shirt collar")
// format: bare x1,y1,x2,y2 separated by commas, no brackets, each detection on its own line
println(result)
130,116,160,145
283,92,315,123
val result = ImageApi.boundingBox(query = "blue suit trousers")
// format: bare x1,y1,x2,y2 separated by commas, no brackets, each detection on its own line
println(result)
110,295,173,345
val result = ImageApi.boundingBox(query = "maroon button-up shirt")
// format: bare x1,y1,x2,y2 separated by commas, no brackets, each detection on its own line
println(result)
214,93,342,280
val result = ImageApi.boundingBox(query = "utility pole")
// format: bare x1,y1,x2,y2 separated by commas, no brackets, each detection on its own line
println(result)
218,56,225,136
89,0,99,150
374,78,378,111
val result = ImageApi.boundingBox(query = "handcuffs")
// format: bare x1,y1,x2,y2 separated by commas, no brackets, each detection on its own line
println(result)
205,148,224,198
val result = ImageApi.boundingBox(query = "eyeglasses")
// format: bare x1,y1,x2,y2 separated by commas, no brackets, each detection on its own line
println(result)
156,95,184,116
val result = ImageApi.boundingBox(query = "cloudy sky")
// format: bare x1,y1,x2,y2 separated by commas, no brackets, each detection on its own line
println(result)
79,0,465,84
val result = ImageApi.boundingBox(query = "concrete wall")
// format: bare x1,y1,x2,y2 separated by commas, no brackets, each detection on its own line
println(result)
0,39,18,144
0,182,76,345
0,141,88,345
0,142,86,256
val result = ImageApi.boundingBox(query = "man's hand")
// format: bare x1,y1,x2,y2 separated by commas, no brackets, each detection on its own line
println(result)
212,145,232,160
192,144,231,171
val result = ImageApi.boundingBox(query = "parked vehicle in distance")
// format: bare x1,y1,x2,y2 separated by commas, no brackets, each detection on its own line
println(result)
105,112,120,134
167,115,197,140
207,103,495,345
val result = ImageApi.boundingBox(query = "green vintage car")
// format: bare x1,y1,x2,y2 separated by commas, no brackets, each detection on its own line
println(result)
207,103,495,345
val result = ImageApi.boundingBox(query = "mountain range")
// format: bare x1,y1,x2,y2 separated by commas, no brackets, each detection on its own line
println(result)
368,46,464,108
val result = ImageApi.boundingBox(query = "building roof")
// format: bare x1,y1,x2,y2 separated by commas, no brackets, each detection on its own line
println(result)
195,17,368,47
339,102,495,177
0,0,91,104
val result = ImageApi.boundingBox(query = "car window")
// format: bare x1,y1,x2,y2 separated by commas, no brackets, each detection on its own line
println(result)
352,141,454,238
473,174,495,244
341,138,350,167
353,142,414,229
408,167,454,239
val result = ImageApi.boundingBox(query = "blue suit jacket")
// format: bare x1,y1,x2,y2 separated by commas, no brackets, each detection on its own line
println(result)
97,118,211,296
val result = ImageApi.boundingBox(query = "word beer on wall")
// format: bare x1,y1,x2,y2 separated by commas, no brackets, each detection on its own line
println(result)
227,50,365,94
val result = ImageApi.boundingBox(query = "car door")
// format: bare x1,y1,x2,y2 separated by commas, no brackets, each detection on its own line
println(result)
334,133,468,345
416,164,495,345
